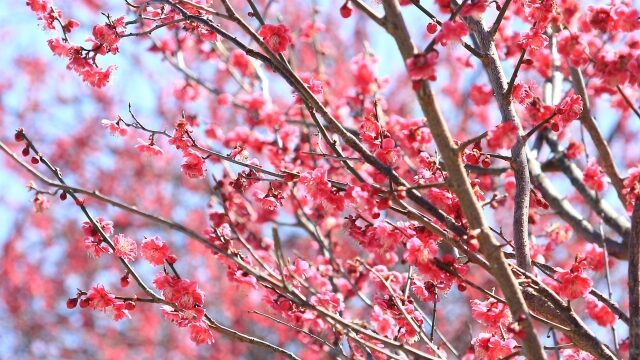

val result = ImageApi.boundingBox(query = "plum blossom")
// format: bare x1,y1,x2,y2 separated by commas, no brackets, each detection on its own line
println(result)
258,24,292,53
101,119,128,137
310,291,344,313
180,150,207,179
555,264,593,300
141,236,170,266
472,333,518,359
435,20,468,46
135,138,164,156
584,295,617,327
486,121,518,150
519,28,548,51
583,160,609,192
470,298,512,328
86,284,116,310
188,322,215,344
113,234,137,262
406,51,439,81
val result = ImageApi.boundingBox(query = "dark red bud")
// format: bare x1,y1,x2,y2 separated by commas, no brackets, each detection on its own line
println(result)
340,1,353,18
66,297,78,309
426,22,438,34
79,298,91,308
120,274,130,288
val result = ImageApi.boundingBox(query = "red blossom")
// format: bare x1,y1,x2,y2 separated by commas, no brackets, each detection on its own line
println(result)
180,150,207,179
583,160,609,192
86,284,116,310
469,84,493,106
565,141,584,160
188,322,215,345
555,265,593,300
472,333,518,360
470,298,512,328
258,24,292,53
624,166,640,209
555,92,583,127
141,236,170,266
135,138,164,156
435,20,468,46
406,51,439,81
584,295,617,327
460,0,489,19
519,28,549,51
486,121,518,150
557,30,590,68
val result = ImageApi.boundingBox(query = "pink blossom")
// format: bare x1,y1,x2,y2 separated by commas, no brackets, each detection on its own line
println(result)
519,28,548,51
624,166,640,209
374,138,400,166
460,0,488,19
406,51,439,81
82,217,114,239
113,234,137,262
583,160,609,192
470,298,511,328
289,259,310,278
556,92,583,126
47,38,71,57
188,322,215,345
351,53,379,94
111,301,132,321
555,265,593,300
84,236,113,258
86,284,116,310
486,121,518,150
585,295,617,327
404,237,437,267
229,49,253,76
180,150,207,179
370,306,396,338
472,333,518,360
310,291,344,313
557,30,590,68
512,82,535,105
154,273,204,311
435,20,468,46
101,119,128,137
469,84,493,106
258,24,292,53
141,236,170,266
135,138,164,156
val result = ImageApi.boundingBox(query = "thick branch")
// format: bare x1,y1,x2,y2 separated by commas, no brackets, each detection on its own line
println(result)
570,67,626,205
528,150,627,258
378,1,545,359
543,131,630,237
465,16,532,272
